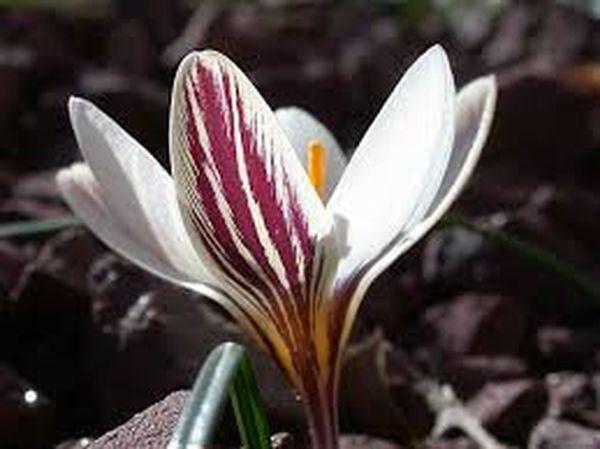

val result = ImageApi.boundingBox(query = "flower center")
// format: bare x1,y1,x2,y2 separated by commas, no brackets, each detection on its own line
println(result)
307,139,326,198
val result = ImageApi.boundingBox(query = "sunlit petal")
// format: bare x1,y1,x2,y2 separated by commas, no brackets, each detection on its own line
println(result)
365,76,498,285
57,163,268,344
57,164,194,283
275,107,347,199
433,75,497,211
327,45,456,285
68,97,209,281
331,75,496,366
169,50,336,382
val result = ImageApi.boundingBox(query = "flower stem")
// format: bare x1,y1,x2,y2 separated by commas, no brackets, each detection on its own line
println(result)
304,385,339,449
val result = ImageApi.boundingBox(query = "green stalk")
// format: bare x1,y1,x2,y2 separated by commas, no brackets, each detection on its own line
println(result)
0,216,80,239
168,342,272,449
229,353,272,449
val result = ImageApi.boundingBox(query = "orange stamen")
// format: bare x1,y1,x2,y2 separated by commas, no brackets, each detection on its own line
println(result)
307,139,326,198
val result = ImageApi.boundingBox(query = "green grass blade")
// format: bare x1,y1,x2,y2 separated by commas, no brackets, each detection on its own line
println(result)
168,342,271,449
0,216,80,239
229,354,272,449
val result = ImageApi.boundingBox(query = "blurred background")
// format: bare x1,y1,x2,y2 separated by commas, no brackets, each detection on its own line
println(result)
0,0,598,448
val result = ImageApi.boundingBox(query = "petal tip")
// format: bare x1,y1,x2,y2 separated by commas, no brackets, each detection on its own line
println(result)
462,74,498,121
55,166,72,189
274,106,313,122
472,74,497,96
67,96,102,136
429,43,447,56
56,162,88,186
175,49,229,76
416,44,455,97
68,96,91,118
425,44,450,67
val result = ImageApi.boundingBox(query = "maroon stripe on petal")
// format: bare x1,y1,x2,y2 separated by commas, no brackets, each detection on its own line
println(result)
233,80,310,303
191,60,292,301
182,85,276,307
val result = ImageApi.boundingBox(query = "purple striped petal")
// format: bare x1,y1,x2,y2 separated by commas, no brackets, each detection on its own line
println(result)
169,50,336,381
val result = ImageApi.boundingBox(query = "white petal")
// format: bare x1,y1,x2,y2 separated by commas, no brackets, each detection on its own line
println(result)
68,97,209,280
368,75,498,283
432,75,497,210
56,163,262,338
327,45,456,284
275,107,347,199
56,163,195,285
329,76,497,360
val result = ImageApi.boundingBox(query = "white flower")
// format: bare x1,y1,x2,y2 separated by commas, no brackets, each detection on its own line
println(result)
57,45,496,449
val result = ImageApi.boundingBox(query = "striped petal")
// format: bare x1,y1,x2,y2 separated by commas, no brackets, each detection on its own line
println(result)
169,50,336,382
275,107,347,200
68,97,209,281
327,45,456,287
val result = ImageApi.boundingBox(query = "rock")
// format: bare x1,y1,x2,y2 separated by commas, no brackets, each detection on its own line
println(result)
423,294,527,356
529,418,600,449
467,379,548,444
86,391,405,449
88,391,187,449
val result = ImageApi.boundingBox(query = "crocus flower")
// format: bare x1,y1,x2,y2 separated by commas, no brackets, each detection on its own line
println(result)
57,45,496,449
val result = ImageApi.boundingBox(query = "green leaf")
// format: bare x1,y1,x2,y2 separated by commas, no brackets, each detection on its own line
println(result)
229,354,272,449
0,216,80,239
168,342,272,449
